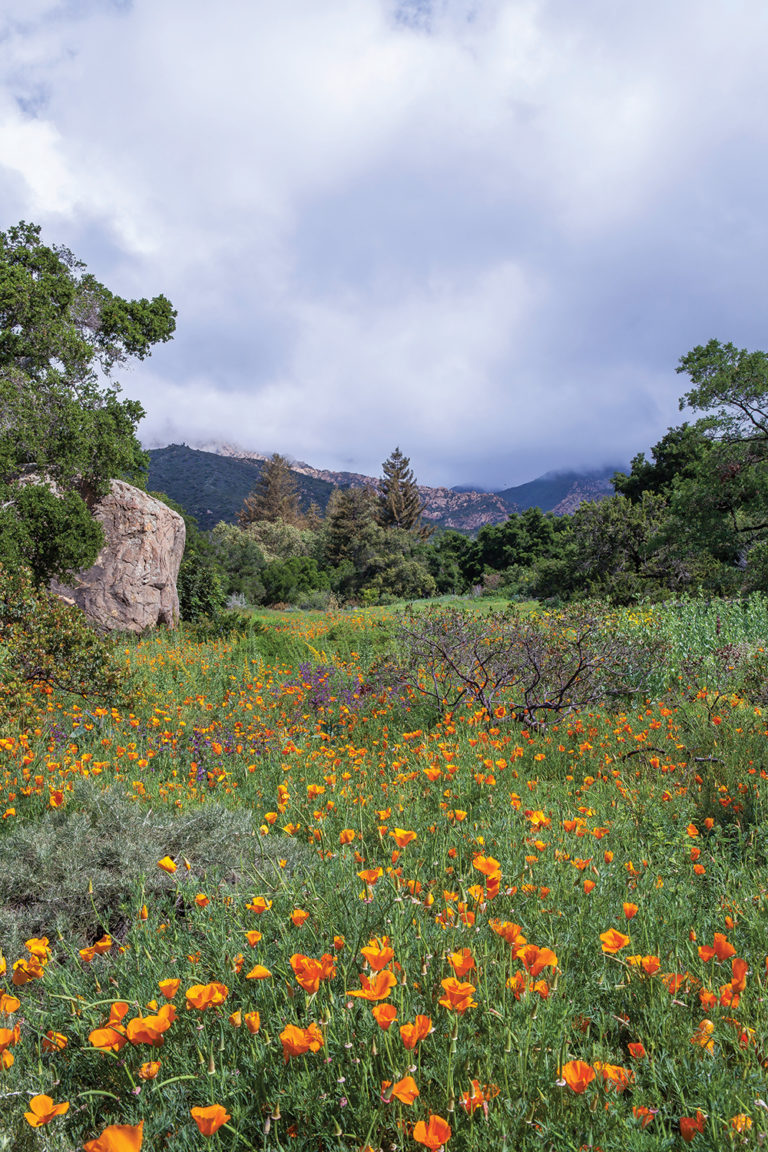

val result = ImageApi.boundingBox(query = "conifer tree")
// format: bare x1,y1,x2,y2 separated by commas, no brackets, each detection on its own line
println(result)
378,447,426,532
238,453,302,526
323,485,380,566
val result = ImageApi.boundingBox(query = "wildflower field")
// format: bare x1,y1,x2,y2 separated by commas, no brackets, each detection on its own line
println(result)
1,598,768,1151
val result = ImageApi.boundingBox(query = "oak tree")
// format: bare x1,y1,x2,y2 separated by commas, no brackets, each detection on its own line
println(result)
0,221,176,581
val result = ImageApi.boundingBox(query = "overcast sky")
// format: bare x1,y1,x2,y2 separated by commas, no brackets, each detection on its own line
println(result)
3,0,768,488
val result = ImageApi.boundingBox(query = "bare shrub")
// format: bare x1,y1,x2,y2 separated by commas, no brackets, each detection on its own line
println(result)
397,604,663,727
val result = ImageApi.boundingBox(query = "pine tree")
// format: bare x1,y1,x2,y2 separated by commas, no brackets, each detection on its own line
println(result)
378,447,426,532
323,485,380,566
238,453,302,526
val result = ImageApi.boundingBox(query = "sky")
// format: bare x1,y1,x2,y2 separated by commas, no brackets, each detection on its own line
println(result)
3,0,768,489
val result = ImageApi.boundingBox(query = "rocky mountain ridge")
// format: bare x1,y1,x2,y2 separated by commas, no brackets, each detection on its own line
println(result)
149,442,619,532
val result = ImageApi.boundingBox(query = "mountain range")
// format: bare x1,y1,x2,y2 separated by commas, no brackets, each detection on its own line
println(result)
147,442,620,533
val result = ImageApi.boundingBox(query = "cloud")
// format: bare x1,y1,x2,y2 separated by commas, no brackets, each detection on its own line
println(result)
2,0,768,486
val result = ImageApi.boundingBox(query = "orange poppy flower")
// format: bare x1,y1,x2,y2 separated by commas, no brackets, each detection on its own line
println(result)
245,964,272,980
438,977,477,1014
633,1105,656,1129
245,930,263,947
289,953,336,993
372,1003,397,1030
731,957,748,992
42,1030,67,1052
506,970,528,1000
191,1104,231,1135
0,992,20,1013
339,829,356,844
460,1080,500,1115
447,948,475,978
245,897,272,914
185,982,229,1010
583,879,596,894
659,971,694,995
628,1042,646,1058
361,937,395,971
357,867,384,885
279,1022,324,1061
157,856,177,873
349,970,397,1001
400,1014,432,1049
108,1002,130,1024
560,1060,595,1093
627,954,660,975
12,956,45,986
472,854,501,876
24,937,51,960
413,1113,451,1150
623,903,638,919
519,944,557,977
83,1121,144,1152
593,1061,635,1091
24,1094,69,1127
291,909,310,927
0,1024,17,1050
599,929,630,954
489,920,526,947
158,978,180,1000
126,1004,176,1047
690,1020,715,1052
388,1075,419,1105
244,1010,261,1034
89,1025,128,1053
138,1061,161,1080
391,828,417,847
698,933,736,962
680,1110,706,1142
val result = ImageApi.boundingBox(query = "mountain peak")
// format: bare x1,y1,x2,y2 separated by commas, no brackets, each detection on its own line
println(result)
147,443,621,532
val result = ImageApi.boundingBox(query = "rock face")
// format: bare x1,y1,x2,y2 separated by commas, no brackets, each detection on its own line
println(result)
51,481,185,632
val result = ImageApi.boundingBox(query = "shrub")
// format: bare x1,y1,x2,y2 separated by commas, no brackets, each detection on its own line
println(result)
261,556,328,605
0,779,312,956
397,602,663,726
0,564,130,723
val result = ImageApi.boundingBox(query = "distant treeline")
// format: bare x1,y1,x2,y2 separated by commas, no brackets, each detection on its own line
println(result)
161,345,768,615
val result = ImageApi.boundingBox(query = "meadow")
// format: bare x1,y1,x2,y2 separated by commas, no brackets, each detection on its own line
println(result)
1,597,767,1151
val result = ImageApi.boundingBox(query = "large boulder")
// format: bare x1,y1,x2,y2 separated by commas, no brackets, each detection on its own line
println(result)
51,481,185,632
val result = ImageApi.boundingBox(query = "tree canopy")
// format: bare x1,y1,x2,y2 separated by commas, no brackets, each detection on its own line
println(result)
673,339,768,561
0,221,176,582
